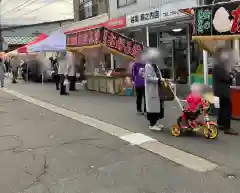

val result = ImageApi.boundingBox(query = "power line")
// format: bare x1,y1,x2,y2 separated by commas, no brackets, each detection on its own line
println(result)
15,0,57,18
1,0,37,16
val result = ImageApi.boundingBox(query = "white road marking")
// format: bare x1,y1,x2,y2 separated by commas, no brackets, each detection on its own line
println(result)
120,133,156,145
1,88,218,172
140,141,218,172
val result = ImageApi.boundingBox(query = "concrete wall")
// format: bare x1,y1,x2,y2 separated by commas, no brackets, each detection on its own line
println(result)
109,0,198,18
2,20,74,37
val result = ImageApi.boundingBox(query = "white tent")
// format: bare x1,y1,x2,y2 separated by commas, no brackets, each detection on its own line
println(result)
27,30,66,52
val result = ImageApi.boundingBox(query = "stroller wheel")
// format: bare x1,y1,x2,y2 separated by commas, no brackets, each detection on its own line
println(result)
203,123,218,139
171,124,181,137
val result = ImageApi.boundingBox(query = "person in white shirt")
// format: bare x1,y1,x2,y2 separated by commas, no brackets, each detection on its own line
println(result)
67,52,77,91
58,55,70,95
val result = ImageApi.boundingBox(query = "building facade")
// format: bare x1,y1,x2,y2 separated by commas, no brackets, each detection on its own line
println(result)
108,0,200,83
73,0,108,22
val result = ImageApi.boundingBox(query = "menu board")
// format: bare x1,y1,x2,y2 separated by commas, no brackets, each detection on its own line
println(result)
194,2,240,36
102,27,144,58
194,6,213,36
66,27,144,58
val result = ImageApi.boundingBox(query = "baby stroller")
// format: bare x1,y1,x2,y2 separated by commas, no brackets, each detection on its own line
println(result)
170,85,218,139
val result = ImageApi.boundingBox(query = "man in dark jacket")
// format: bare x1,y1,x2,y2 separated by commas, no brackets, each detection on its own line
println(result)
212,48,238,135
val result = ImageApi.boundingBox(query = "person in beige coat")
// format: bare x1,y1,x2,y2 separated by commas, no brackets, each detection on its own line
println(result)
145,63,164,131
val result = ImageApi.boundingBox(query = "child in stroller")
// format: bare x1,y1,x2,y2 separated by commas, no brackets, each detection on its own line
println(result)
179,83,209,129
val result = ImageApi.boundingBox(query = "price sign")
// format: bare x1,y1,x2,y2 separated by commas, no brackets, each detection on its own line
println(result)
195,6,212,36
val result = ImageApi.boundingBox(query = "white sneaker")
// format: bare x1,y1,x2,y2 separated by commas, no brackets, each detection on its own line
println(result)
149,125,163,131
157,124,164,130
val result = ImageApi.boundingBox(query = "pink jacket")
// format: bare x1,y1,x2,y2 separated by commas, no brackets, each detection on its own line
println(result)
185,93,204,112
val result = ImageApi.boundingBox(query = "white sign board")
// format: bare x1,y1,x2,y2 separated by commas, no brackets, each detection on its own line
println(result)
126,0,197,27
161,0,197,21
126,8,161,27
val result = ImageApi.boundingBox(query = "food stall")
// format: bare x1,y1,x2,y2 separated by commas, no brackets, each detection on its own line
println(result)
66,27,144,95
192,1,240,119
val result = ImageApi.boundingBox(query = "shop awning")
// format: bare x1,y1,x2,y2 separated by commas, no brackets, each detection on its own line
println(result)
192,2,240,53
64,16,126,34
17,33,48,53
28,30,66,52
66,27,143,59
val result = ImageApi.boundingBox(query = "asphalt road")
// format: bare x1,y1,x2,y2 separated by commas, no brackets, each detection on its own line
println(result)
0,88,240,192
5,82,240,171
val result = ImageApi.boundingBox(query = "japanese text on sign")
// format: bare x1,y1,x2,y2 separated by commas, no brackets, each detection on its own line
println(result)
196,8,212,34
102,28,143,58
66,29,101,46
127,9,160,26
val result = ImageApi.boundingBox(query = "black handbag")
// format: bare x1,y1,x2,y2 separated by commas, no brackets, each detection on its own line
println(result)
152,64,174,101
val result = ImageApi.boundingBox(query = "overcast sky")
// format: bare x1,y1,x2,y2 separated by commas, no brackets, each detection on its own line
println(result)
0,0,74,25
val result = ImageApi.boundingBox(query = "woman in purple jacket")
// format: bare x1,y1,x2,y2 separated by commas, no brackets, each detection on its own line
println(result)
132,62,146,114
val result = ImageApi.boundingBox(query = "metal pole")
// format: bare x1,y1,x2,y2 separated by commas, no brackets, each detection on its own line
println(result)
203,49,208,85
26,64,28,83
41,71,44,84
234,39,239,64
187,25,191,84
146,26,149,46
110,54,114,69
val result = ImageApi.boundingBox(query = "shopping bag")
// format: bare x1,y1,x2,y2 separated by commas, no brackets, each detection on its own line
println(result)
213,96,219,108
63,78,69,86
203,92,219,108
158,80,174,101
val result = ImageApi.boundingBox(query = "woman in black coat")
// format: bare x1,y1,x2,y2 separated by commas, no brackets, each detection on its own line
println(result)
212,48,238,135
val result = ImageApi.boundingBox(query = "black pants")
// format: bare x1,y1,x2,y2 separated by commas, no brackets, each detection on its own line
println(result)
59,74,67,95
54,74,60,90
22,69,27,81
135,86,146,112
217,97,232,129
147,100,164,126
12,70,18,83
68,76,76,91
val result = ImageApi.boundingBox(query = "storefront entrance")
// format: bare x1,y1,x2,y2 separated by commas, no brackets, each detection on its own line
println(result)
159,29,190,83
149,25,194,83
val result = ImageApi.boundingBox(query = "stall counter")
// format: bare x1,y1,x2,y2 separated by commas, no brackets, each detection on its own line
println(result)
85,74,133,96
231,86,240,120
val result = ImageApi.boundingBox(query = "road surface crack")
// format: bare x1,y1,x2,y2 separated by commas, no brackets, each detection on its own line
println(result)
23,155,49,191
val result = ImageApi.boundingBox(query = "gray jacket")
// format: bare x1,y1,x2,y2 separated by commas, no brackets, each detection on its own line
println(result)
144,63,162,113
0,62,6,80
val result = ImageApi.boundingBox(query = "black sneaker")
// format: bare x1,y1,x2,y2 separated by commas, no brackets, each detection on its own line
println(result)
224,128,239,136
60,92,69,96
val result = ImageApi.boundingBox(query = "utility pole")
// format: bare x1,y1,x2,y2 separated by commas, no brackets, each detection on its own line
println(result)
0,19,2,52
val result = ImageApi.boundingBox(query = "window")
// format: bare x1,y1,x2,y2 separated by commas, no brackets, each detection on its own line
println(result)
79,0,98,20
117,0,136,8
